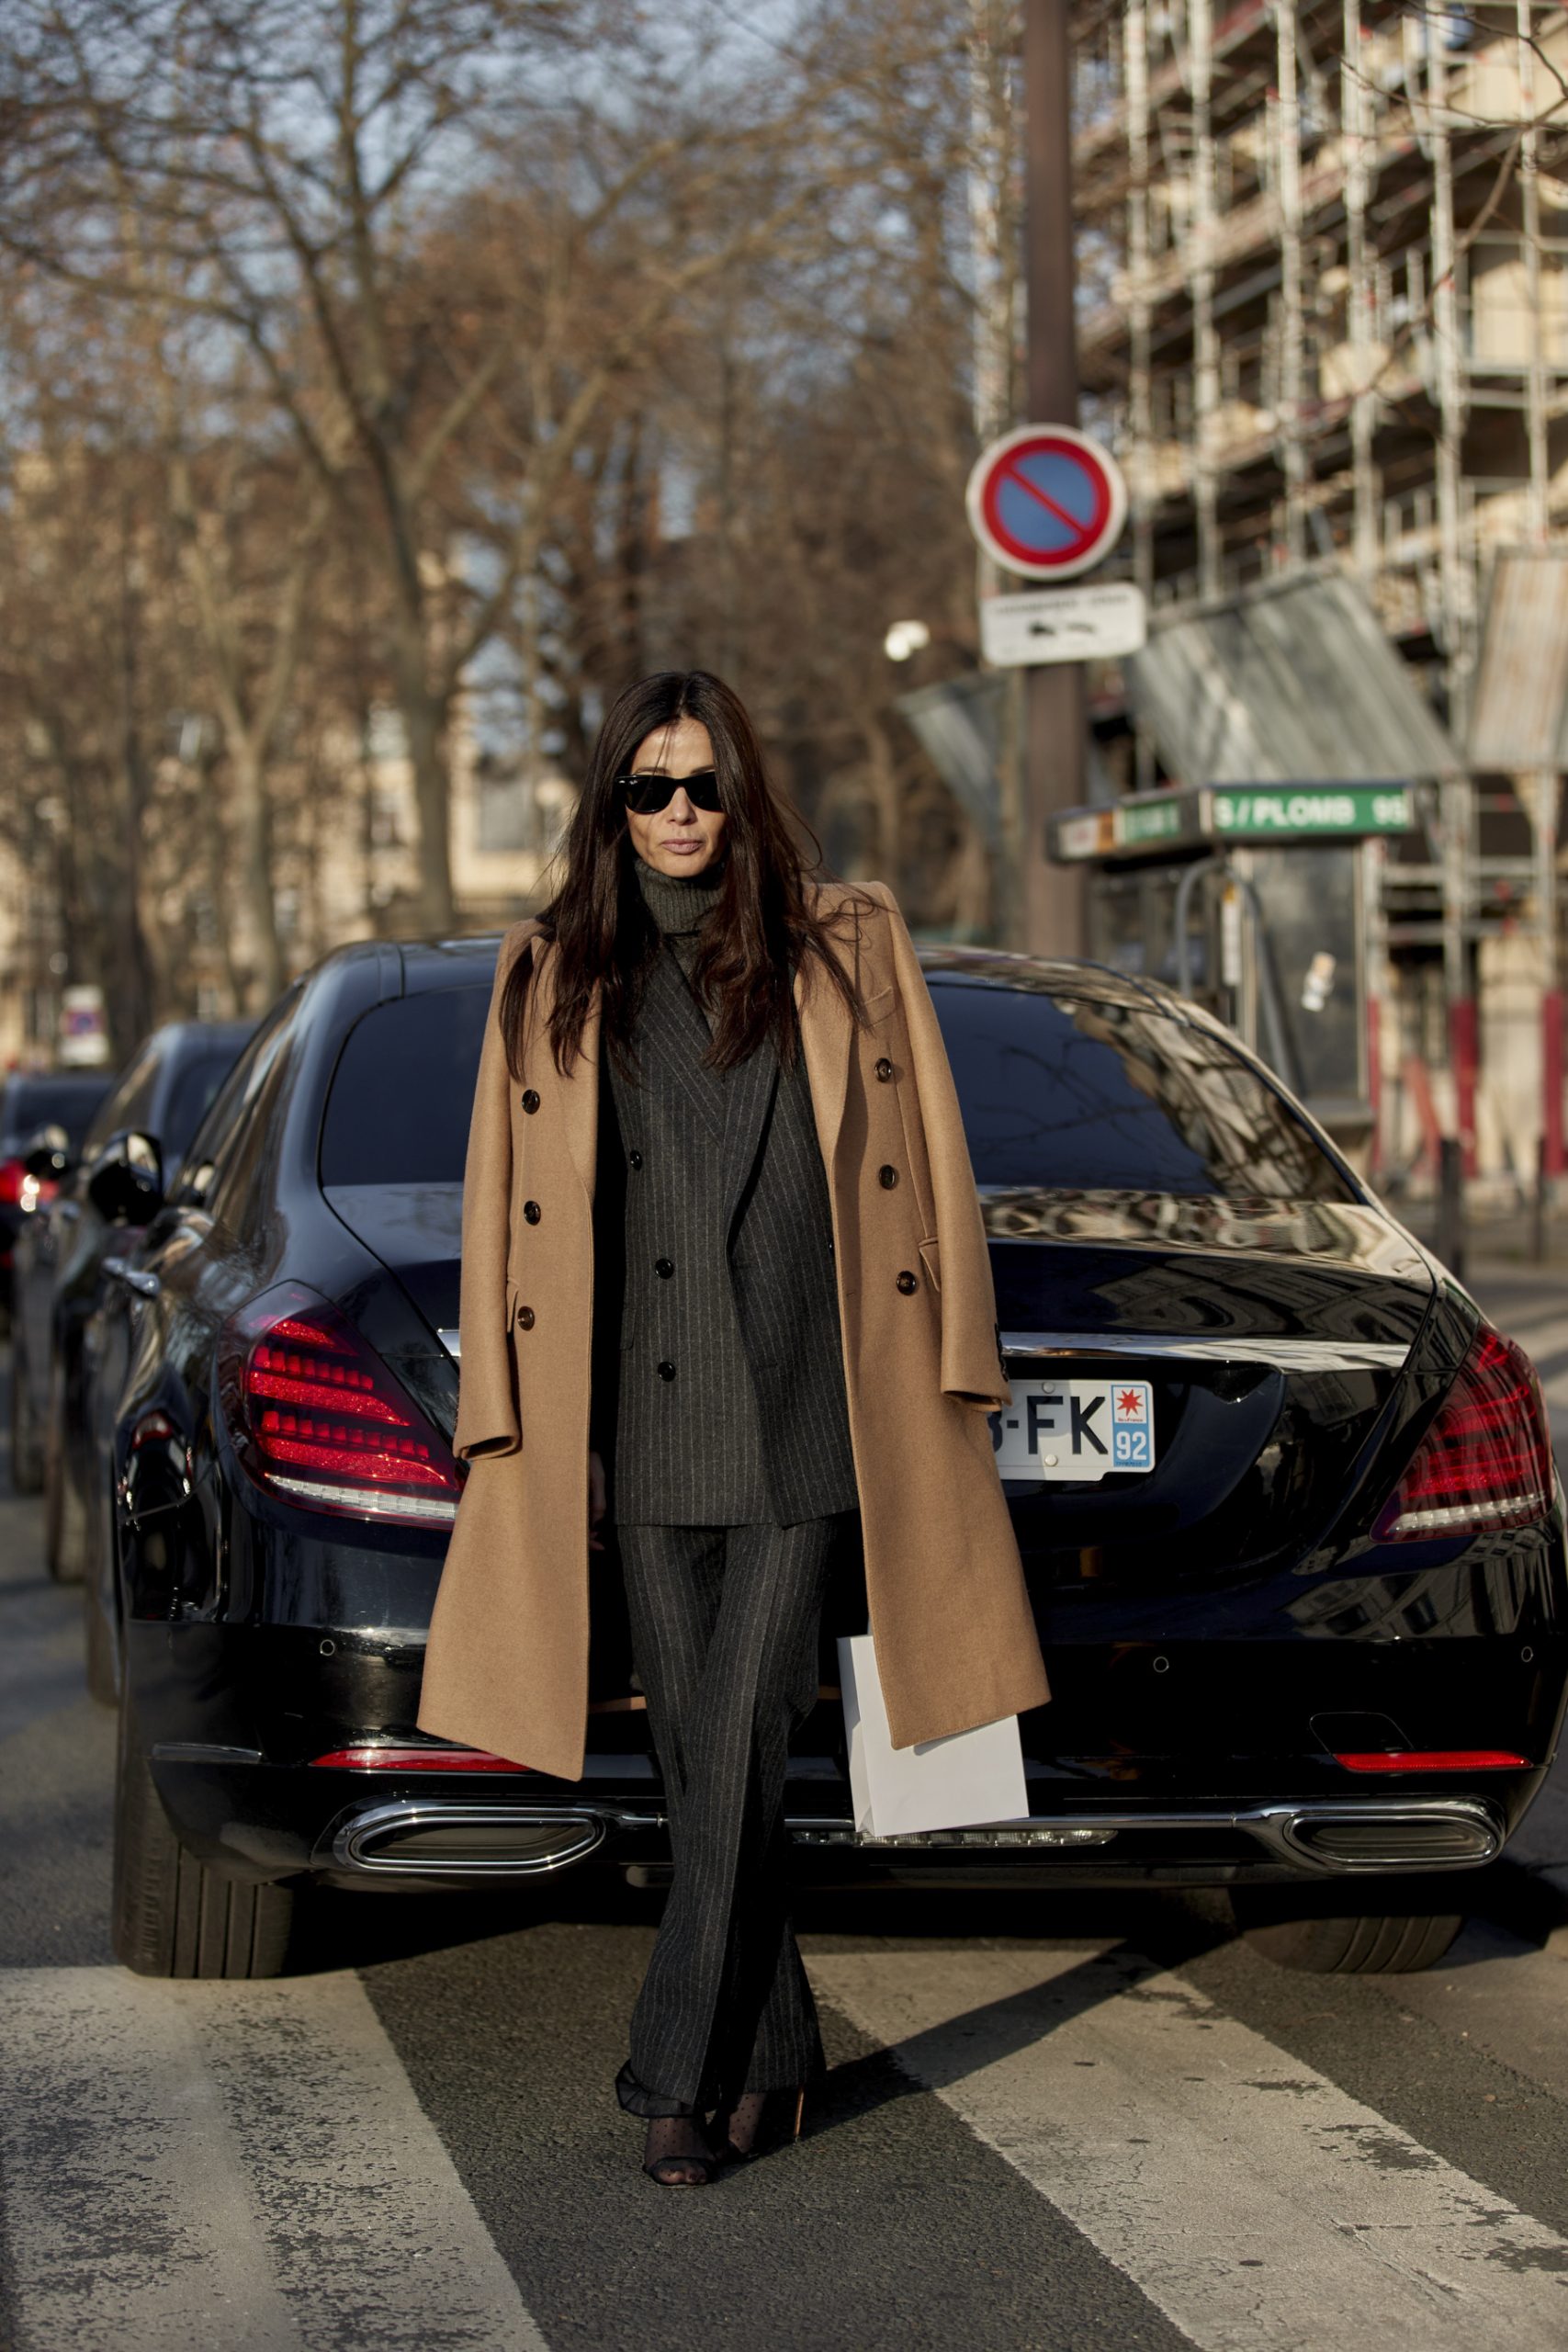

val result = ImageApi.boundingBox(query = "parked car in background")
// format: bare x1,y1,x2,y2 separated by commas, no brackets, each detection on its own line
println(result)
12,1023,253,1610
95,937,1568,1984
0,1070,116,1326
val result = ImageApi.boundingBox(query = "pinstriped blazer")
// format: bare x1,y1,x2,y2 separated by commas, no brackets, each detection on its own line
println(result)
597,934,859,1529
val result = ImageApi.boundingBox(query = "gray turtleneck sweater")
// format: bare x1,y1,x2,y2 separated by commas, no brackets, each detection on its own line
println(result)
594,854,858,1529
633,853,723,986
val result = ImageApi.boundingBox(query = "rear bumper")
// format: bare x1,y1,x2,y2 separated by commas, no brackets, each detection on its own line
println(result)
147,1748,1518,1894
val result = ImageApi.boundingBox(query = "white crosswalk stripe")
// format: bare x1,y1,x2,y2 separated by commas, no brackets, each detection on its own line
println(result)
0,1966,548,2352
811,1939,1568,2352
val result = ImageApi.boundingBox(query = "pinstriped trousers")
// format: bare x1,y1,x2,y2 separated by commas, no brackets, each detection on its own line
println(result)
614,1517,846,2118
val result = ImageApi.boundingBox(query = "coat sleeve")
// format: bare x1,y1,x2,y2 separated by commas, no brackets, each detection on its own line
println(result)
866,883,1010,1410
453,922,535,1462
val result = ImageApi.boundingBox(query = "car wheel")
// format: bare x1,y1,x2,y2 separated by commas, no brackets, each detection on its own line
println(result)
112,1698,297,1979
9,1333,43,1495
43,1357,86,1583
1231,1888,1463,1973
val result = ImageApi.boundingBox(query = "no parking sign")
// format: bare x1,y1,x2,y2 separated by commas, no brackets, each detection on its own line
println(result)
965,424,1128,582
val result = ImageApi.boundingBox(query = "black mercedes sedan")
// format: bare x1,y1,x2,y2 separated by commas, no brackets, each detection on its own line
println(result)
100,936,1567,1982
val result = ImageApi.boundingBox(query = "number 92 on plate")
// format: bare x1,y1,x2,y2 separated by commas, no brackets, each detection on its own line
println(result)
988,1377,1156,1480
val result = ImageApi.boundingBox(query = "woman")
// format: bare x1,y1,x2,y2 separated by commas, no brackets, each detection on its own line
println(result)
417,670,1049,2187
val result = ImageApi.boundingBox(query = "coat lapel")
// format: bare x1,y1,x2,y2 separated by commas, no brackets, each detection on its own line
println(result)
795,933,856,1180
634,945,727,1144
716,1033,780,1238
533,940,600,1204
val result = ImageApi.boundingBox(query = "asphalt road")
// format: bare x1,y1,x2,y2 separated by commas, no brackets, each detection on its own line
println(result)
5,1317,1568,2352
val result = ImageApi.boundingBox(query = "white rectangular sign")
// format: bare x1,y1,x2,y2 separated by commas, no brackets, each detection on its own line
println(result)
980,582,1147,668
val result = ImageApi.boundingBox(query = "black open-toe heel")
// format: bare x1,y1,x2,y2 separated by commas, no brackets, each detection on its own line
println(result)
641,2114,719,2188
714,2086,806,2165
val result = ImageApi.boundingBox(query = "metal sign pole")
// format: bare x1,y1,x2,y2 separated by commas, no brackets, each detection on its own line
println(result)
1022,0,1086,957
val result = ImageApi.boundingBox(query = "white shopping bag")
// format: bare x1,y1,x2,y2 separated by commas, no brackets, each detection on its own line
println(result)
838,1634,1029,1838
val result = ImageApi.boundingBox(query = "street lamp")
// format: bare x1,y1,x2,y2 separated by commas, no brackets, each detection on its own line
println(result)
884,620,931,662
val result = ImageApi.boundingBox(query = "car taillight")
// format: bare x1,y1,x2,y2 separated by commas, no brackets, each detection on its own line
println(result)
220,1283,461,1530
1374,1324,1553,1542
1336,1748,1530,1772
309,1746,528,1771
0,1158,25,1206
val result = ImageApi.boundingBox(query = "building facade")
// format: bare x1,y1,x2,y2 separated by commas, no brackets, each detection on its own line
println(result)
1071,0,1568,1194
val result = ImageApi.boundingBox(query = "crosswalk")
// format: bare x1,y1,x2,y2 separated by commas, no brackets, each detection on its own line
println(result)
813,1939,1568,2352
5,1929,1568,2351
1,1968,548,2352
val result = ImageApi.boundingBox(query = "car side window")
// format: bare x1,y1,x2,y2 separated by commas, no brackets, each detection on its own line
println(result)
117,1052,164,1142
82,1046,158,1159
169,989,303,1211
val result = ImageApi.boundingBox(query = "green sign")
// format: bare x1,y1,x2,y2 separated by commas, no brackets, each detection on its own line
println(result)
1119,798,1186,846
1048,781,1416,864
1211,786,1413,838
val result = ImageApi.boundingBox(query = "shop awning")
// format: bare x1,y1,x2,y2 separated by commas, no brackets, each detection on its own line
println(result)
1125,569,1462,786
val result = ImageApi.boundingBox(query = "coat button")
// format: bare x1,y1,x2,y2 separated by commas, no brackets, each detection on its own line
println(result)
657,1360,677,1381
655,1258,674,1279
878,1164,898,1189
517,1306,536,1329
524,1199,541,1225
875,1057,894,1081
896,1270,918,1295
521,1088,540,1114
629,1150,644,1170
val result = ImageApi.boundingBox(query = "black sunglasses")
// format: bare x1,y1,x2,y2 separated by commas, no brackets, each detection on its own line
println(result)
618,767,723,816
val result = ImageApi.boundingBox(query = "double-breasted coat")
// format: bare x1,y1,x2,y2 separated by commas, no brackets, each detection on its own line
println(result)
416,879,1052,1781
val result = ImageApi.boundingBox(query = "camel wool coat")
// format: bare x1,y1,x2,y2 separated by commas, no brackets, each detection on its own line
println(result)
416,879,1051,1781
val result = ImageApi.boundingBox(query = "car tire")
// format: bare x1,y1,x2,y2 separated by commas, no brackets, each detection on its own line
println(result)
113,1699,297,1979
9,1336,43,1495
1231,1889,1463,1973
43,1357,86,1583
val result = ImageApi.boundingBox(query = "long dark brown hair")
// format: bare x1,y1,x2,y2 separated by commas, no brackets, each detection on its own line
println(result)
502,670,867,1079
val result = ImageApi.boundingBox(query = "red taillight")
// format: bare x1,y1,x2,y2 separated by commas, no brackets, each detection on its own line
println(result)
0,1158,25,1207
310,1746,527,1772
1374,1325,1553,1542
220,1283,461,1530
1336,1748,1530,1773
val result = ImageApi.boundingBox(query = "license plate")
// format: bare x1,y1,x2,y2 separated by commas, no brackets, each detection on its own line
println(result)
989,1378,1156,1481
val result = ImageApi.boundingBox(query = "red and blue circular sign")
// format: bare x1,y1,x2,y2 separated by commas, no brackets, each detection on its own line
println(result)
965,424,1128,581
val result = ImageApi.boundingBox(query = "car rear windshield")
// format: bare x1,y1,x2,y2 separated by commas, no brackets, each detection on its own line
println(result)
0,1077,114,1151
320,988,492,1186
318,971,1356,1204
931,978,1357,1202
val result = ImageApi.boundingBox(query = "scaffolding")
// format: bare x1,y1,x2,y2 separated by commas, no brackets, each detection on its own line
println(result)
1071,0,1568,1192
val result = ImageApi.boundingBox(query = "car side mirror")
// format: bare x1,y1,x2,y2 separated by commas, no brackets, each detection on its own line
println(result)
22,1123,72,1182
86,1130,164,1227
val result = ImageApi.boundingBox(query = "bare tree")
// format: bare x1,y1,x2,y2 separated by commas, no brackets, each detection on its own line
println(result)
1,0,857,929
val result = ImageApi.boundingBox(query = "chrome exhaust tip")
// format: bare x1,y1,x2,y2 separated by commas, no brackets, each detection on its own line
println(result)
1250,1798,1503,1872
333,1802,605,1879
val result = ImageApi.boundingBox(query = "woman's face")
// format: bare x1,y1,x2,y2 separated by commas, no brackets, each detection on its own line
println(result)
624,717,727,877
